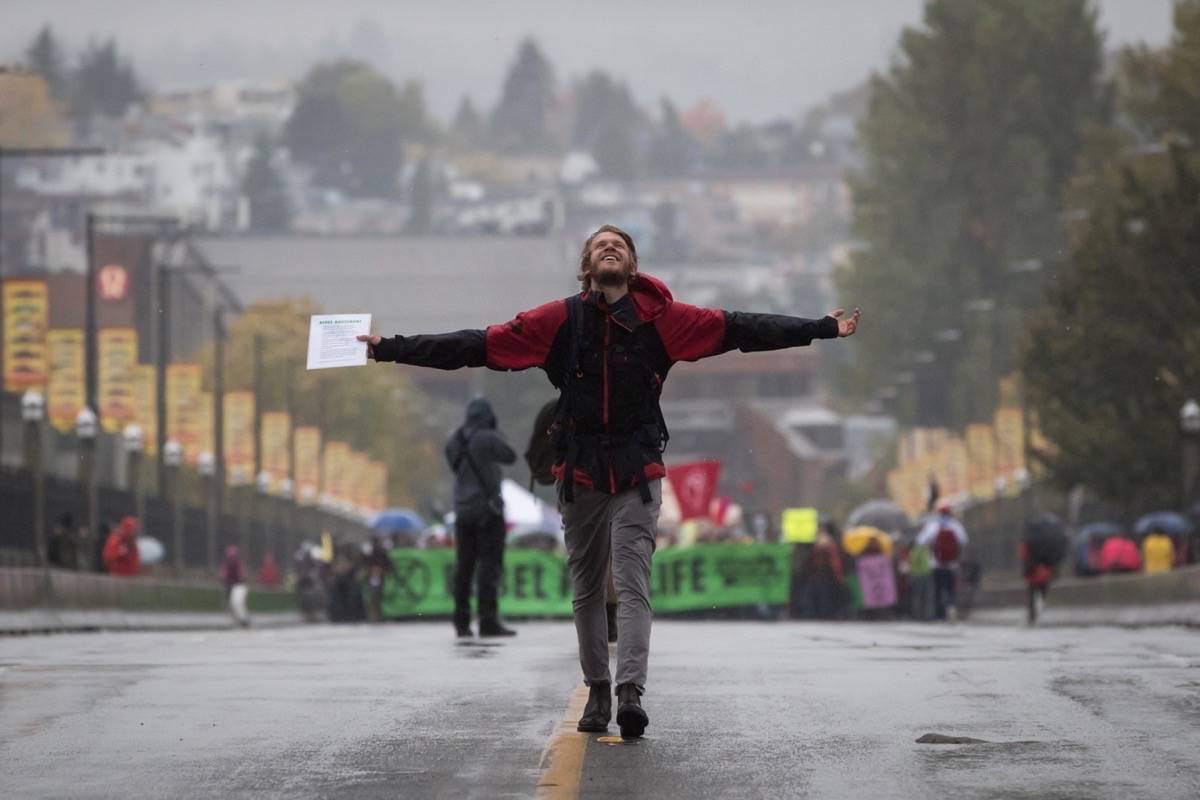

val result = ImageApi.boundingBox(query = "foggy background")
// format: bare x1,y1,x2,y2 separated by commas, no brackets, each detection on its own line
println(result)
0,0,1173,123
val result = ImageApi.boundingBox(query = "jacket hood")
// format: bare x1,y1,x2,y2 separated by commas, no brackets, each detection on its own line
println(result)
628,273,673,322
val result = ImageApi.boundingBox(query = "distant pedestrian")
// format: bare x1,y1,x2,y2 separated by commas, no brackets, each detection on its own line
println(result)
444,396,517,638
101,517,140,577
915,501,968,621
220,545,250,627
365,537,396,623
805,527,845,619
906,536,934,620
257,552,281,587
1141,530,1175,574
47,513,78,570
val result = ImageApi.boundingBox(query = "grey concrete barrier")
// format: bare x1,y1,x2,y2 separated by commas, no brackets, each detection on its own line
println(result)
974,564,1200,609
0,567,294,613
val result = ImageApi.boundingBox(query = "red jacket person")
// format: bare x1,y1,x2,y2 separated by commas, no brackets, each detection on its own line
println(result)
360,225,860,738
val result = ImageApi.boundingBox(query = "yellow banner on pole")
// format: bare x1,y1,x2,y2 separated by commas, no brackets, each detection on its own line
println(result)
966,423,995,501
944,437,969,500
132,365,157,456
167,363,202,456
348,450,369,513
323,441,349,505
98,328,137,433
993,407,1024,491
46,329,84,432
260,411,291,493
223,391,255,486
3,279,48,392
294,426,321,505
367,460,388,515
195,392,214,463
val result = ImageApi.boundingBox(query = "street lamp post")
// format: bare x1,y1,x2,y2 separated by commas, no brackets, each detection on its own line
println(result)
198,450,217,571
22,390,46,566
257,470,272,573
1181,399,1200,511
123,424,145,530
75,407,99,560
164,439,184,573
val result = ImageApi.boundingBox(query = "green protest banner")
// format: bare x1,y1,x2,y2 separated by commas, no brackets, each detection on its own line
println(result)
381,548,572,619
380,543,793,619
650,542,793,611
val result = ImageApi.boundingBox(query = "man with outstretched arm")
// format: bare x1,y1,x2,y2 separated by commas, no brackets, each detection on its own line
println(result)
359,224,860,738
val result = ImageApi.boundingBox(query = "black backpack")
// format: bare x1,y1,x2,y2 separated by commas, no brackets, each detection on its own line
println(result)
524,399,561,488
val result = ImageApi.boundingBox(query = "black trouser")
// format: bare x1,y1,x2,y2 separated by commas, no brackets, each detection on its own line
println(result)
453,505,506,626
932,567,956,620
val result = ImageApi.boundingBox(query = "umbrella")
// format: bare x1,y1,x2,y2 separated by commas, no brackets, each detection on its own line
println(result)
1134,511,1193,539
1098,536,1141,573
371,508,426,534
1024,514,1068,566
846,499,909,534
501,479,562,532
842,525,894,557
1071,522,1120,577
137,536,164,565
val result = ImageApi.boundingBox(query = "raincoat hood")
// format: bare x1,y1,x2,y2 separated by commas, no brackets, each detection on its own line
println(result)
462,396,497,433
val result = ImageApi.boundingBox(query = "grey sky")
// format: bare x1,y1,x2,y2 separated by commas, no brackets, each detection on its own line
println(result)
0,0,1175,123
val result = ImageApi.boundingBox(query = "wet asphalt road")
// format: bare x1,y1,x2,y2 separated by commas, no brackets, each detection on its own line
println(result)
2,620,1199,799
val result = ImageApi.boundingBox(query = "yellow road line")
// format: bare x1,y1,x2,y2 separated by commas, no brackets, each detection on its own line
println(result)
537,684,591,799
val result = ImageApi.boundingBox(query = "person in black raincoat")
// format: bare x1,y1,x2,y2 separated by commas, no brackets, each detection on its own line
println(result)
445,396,517,638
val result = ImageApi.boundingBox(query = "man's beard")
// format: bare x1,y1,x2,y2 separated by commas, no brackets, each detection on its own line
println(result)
592,262,630,288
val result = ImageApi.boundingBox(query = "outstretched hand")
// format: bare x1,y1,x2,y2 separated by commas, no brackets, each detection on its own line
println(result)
356,334,381,359
827,308,861,338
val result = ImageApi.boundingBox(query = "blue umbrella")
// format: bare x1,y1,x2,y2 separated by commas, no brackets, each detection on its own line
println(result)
1078,521,1121,541
371,508,426,534
1134,511,1193,539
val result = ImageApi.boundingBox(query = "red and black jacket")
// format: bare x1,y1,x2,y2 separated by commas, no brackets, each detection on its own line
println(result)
372,274,839,498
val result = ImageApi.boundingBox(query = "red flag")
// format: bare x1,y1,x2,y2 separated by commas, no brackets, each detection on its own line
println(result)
666,460,722,520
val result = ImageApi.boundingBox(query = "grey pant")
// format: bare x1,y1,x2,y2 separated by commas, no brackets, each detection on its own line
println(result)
558,480,661,693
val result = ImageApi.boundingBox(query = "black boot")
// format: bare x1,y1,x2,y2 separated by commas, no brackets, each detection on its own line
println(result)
455,621,474,638
479,618,517,637
576,681,612,732
616,683,648,739
606,603,618,643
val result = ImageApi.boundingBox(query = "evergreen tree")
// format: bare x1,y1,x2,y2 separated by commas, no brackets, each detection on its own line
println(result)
71,38,144,121
837,0,1108,427
489,39,556,152
572,71,642,179
26,26,67,101
1022,0,1200,509
407,158,434,235
241,137,292,232
450,95,483,150
283,60,405,198
649,98,695,178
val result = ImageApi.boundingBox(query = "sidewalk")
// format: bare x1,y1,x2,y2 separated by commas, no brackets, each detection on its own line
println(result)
970,600,1200,628
0,608,303,635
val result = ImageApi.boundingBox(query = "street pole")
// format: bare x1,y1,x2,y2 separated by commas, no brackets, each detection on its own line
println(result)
123,424,146,533
22,390,46,566
75,407,98,557
198,451,217,571
165,439,184,573
155,260,171,496
1181,399,1200,513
